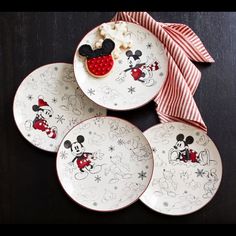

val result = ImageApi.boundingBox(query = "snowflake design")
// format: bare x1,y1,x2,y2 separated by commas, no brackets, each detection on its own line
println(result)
88,89,95,96
108,146,115,152
54,67,58,71
146,42,152,49
27,133,31,138
159,72,164,77
196,132,200,136
65,86,69,90
117,139,125,146
27,95,33,101
145,165,149,169
60,151,68,159
128,86,136,94
195,169,206,178
55,115,65,124
50,144,54,147
93,202,98,206
52,98,57,104
95,175,101,183
138,171,147,180
162,150,166,154
118,59,123,64
88,107,95,113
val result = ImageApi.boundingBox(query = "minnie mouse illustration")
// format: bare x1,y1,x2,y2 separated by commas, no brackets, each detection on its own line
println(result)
169,134,210,166
25,96,57,139
118,50,159,87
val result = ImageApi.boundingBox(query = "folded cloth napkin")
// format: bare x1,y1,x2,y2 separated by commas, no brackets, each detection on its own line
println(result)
112,12,215,132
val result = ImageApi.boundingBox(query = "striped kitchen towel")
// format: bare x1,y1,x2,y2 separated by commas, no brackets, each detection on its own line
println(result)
112,12,215,132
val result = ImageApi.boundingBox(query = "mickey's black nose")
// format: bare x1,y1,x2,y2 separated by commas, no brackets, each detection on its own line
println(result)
174,146,177,149
50,115,52,118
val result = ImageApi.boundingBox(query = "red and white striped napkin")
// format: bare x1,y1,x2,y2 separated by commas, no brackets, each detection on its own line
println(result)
112,12,215,132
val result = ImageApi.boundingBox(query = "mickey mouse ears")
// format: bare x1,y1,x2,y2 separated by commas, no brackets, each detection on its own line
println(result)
126,50,142,60
176,133,194,145
79,39,115,59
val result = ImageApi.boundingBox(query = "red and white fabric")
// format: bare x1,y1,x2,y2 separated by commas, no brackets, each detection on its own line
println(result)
112,12,215,132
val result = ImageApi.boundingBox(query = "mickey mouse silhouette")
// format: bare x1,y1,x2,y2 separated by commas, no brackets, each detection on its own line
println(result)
119,50,159,87
79,39,115,78
169,134,210,166
64,135,102,180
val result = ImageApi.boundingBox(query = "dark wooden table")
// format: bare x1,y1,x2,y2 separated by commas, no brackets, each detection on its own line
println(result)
0,12,235,224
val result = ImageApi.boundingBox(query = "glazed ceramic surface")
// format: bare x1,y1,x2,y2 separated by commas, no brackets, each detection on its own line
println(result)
57,117,154,212
13,63,106,152
74,22,168,111
140,122,223,216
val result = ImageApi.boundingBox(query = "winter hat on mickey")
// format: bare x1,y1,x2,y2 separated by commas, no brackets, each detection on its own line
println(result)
38,96,52,111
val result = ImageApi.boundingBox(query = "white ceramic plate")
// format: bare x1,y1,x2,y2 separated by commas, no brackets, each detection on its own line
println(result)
140,122,223,216
56,116,154,212
74,21,168,111
13,63,106,152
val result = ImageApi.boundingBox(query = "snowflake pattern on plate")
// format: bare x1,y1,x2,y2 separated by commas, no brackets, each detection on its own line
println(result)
128,86,136,94
74,22,168,111
138,171,147,180
140,122,223,216
57,117,154,212
13,63,107,153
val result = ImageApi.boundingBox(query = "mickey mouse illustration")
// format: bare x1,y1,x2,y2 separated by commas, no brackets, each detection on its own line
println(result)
25,96,57,139
152,169,177,197
174,134,195,162
104,154,132,184
169,134,210,166
119,50,159,87
64,135,102,180
203,169,219,198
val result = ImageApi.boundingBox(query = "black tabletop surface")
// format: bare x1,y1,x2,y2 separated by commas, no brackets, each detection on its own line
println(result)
0,12,235,224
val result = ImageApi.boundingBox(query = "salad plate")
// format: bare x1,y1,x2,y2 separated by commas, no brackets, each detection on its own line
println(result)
140,122,223,216
74,21,168,111
13,63,106,152
56,116,154,212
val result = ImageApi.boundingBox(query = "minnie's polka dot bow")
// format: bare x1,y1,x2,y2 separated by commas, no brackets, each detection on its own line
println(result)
112,12,215,132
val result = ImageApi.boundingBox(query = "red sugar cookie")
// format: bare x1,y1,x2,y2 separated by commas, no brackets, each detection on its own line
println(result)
79,39,115,78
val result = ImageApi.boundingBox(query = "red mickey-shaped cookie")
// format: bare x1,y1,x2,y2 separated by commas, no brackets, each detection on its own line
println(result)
79,39,115,78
